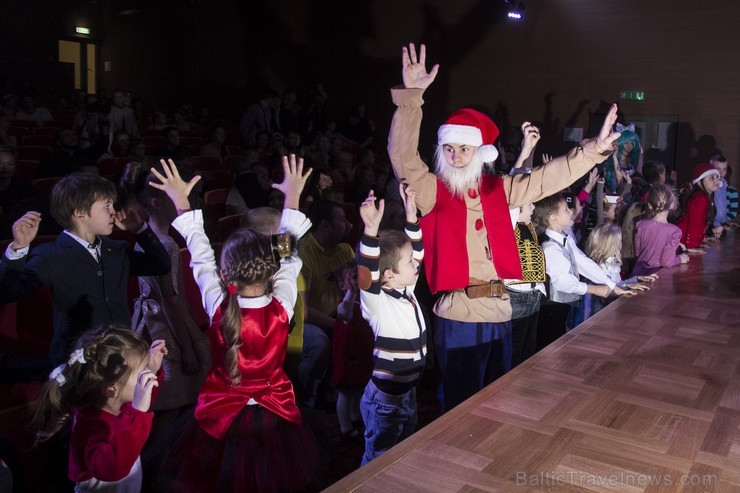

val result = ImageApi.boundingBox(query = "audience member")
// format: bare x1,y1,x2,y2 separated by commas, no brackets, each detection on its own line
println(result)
198,126,230,159
108,89,140,139
0,173,171,365
0,146,35,220
39,128,105,178
14,95,53,126
239,90,280,147
297,200,354,407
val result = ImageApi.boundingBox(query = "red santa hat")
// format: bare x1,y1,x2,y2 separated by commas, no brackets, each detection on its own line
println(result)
437,108,500,163
692,163,720,185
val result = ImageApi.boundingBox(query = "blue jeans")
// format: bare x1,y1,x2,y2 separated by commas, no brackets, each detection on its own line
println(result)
434,318,512,413
360,379,417,466
508,289,542,367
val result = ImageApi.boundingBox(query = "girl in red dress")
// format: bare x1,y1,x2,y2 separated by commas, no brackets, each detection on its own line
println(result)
33,326,166,493
153,156,321,493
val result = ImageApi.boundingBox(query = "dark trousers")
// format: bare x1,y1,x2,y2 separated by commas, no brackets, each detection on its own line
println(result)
434,317,512,413
508,289,542,368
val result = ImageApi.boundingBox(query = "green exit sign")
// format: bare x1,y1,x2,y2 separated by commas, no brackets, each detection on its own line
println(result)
620,91,644,101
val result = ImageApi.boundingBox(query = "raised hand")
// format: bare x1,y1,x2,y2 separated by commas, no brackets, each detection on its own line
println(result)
583,168,599,193
595,104,622,155
132,369,159,412
147,339,167,373
542,153,552,164
360,190,385,237
400,182,418,223
272,154,312,210
149,159,201,214
11,211,41,250
402,43,439,90
520,122,541,152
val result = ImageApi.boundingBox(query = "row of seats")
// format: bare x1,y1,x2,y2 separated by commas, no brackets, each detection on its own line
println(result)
13,153,244,183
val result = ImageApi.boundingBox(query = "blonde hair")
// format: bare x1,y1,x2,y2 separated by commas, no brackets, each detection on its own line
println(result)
644,184,677,219
585,222,623,266
33,326,148,444
218,228,278,386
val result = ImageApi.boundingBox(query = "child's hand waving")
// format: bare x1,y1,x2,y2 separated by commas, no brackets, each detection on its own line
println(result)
149,159,201,214
360,190,384,237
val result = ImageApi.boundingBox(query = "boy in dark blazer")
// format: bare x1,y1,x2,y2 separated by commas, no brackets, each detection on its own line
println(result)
0,173,171,365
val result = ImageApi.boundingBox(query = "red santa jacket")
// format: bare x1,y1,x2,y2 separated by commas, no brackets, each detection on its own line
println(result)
419,175,522,293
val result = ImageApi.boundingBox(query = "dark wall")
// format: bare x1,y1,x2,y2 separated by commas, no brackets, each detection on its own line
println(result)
5,0,740,183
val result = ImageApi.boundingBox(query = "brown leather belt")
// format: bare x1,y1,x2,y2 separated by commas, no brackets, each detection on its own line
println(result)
451,280,507,299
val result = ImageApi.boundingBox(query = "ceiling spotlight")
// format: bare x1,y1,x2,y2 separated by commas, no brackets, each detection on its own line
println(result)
507,1,525,20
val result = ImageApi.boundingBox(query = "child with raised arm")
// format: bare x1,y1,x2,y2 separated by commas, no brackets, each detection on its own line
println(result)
152,156,321,493
0,173,171,366
358,184,426,466
33,326,166,493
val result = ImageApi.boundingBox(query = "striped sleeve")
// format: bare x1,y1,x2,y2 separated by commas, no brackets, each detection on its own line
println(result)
358,234,381,295
405,222,424,263
727,186,739,221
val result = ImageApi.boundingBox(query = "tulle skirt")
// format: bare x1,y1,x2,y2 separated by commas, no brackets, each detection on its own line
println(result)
157,404,324,493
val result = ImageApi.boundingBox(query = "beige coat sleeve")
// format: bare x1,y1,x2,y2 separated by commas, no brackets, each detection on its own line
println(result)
503,140,613,209
387,87,438,215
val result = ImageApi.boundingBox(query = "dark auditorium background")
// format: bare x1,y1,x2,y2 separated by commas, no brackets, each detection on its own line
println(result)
2,0,739,183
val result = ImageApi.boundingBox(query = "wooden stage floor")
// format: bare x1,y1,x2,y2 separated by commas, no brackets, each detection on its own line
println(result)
326,232,740,492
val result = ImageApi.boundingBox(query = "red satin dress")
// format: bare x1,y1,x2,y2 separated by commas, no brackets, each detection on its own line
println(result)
195,297,300,439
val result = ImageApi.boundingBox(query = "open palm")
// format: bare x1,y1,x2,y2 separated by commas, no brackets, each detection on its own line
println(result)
402,43,440,90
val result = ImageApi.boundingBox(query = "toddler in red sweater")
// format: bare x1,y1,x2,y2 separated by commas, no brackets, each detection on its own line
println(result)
34,326,166,493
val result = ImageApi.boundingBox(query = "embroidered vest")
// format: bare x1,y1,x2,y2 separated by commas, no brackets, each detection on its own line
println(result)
419,175,522,294
507,222,546,285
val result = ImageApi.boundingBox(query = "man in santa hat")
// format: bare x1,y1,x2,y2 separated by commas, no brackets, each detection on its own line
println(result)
388,43,622,412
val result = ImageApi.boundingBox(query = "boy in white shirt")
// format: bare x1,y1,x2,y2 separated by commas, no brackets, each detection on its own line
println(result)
533,193,632,331
357,185,425,466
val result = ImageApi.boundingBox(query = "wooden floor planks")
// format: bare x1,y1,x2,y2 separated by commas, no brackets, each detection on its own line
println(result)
325,233,740,492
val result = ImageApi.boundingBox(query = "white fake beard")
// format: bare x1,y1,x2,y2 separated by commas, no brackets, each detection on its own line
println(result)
434,146,484,198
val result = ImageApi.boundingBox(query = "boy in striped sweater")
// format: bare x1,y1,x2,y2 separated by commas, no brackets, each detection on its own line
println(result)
357,184,426,466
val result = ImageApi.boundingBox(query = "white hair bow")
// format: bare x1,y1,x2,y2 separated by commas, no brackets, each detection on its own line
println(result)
49,365,67,386
615,123,635,133
68,348,86,366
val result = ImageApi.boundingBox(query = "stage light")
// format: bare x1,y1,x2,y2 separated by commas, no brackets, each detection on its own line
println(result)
506,1,525,20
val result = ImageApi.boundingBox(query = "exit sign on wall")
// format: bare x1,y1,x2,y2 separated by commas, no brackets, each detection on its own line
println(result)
620,91,645,101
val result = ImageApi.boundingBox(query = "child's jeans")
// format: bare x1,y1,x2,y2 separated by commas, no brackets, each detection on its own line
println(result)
360,379,417,466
